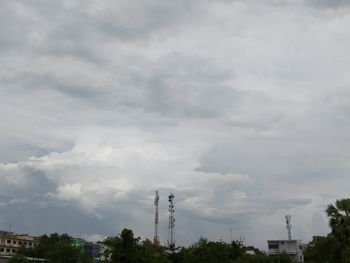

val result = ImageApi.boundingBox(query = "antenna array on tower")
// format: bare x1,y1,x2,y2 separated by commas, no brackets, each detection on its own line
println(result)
153,190,160,245
285,215,292,240
168,193,175,250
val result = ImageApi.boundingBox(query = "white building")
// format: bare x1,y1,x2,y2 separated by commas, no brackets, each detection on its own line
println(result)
267,240,305,262
0,231,39,256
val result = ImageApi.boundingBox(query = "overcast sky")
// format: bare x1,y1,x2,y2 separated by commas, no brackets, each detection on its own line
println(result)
1,0,350,250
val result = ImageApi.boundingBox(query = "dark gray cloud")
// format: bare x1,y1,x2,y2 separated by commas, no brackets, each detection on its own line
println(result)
307,0,350,9
1,0,350,251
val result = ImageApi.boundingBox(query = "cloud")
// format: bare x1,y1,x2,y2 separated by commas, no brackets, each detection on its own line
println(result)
55,184,82,201
82,234,107,242
9,199,28,206
1,0,350,250
307,0,350,9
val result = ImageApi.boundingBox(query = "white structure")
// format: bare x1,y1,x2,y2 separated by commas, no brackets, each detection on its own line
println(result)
0,231,39,256
285,215,292,240
267,215,305,262
267,240,305,262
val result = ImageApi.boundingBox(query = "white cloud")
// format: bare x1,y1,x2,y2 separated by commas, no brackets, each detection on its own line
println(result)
9,198,28,205
82,233,107,242
0,0,350,250
56,184,82,201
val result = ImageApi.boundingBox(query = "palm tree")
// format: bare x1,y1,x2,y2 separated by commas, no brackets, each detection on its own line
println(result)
326,198,350,246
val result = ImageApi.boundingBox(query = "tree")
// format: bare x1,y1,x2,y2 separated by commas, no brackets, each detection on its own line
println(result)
326,198,350,262
304,235,340,263
230,240,243,260
177,238,235,263
303,199,350,263
9,255,29,263
17,233,92,263
138,239,170,263
326,198,350,246
105,228,143,263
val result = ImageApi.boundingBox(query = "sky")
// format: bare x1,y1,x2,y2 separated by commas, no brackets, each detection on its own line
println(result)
1,0,350,250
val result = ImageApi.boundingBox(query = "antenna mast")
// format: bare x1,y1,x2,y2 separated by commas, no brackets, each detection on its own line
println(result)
168,193,175,250
285,215,292,240
153,190,160,245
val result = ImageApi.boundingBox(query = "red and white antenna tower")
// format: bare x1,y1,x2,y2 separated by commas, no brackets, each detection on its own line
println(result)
153,190,160,245
168,193,175,250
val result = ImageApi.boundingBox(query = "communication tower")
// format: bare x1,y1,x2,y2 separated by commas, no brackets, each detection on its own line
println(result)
285,215,292,240
168,193,175,250
153,190,160,245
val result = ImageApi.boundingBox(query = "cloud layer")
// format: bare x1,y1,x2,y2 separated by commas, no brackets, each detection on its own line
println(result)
1,0,350,249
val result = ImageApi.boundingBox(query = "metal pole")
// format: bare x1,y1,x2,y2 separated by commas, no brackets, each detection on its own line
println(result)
168,194,175,251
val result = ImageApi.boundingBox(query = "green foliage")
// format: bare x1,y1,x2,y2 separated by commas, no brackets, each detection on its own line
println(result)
270,253,294,263
174,238,279,263
138,239,170,263
13,228,297,263
102,231,280,263
103,229,138,263
304,198,350,263
178,238,233,263
326,198,350,246
9,255,29,263
103,228,170,263
17,233,92,263
304,235,340,263
234,254,279,263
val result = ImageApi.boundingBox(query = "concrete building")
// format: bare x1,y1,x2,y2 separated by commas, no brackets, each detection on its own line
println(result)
71,238,101,261
267,240,305,262
0,231,39,256
84,242,101,260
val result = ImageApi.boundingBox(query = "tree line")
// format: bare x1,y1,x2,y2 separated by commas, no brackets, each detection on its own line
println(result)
11,229,292,263
304,198,350,262
10,198,350,263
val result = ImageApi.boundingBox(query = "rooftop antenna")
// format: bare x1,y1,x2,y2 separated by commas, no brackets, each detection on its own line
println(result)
239,234,245,246
285,215,292,240
153,190,160,245
168,193,175,251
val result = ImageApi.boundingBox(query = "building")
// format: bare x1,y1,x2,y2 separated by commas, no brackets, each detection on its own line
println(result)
71,238,101,261
97,242,110,262
0,231,39,256
84,242,101,260
267,240,305,262
71,238,85,253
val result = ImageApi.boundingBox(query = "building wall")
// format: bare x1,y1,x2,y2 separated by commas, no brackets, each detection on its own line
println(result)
0,231,38,256
267,240,304,262
0,257,10,263
84,242,100,259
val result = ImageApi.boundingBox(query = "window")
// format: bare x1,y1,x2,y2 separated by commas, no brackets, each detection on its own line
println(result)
268,243,279,249
0,248,4,252
19,241,22,245
6,249,10,252
29,242,32,246
7,240,11,244
13,240,17,244
12,249,15,253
